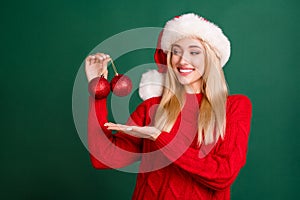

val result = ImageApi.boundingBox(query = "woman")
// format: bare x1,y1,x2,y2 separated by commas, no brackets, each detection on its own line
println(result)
85,13,252,200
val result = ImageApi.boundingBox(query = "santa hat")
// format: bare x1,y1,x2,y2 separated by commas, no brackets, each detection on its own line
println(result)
139,13,231,100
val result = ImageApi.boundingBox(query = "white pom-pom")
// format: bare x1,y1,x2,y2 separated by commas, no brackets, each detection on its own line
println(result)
139,69,165,100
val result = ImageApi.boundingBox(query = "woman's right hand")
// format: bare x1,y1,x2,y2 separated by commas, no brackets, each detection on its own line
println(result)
85,53,111,82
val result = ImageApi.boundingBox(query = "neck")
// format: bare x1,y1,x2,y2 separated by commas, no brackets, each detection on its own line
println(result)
184,79,203,94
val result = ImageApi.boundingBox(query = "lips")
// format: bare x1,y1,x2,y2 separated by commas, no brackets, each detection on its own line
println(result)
177,66,195,76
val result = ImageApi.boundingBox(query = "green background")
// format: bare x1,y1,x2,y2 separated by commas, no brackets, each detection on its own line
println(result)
1,0,299,199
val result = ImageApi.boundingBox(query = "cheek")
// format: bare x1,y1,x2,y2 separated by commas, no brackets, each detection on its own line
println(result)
171,55,180,67
193,58,205,69
196,63,205,74
192,57,205,75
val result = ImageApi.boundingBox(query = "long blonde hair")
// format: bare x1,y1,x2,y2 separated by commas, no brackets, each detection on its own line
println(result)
154,39,228,145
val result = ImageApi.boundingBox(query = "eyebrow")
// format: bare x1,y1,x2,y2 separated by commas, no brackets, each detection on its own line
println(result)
189,45,202,49
172,44,202,49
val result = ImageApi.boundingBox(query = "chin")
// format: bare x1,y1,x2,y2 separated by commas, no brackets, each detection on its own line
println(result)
177,77,192,86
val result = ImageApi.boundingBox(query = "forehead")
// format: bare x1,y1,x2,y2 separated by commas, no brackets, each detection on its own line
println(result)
172,37,203,49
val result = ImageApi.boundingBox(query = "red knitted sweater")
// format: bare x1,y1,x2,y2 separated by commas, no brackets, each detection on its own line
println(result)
88,93,252,200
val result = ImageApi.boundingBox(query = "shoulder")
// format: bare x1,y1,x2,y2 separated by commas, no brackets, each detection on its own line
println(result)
227,94,252,108
226,94,252,121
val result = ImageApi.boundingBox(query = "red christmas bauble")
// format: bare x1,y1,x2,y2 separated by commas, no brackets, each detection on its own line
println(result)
88,76,110,99
110,74,132,97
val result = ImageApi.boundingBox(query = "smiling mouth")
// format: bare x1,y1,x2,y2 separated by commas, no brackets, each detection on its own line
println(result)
177,67,195,75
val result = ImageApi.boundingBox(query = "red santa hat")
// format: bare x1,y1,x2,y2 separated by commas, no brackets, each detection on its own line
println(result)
140,13,231,100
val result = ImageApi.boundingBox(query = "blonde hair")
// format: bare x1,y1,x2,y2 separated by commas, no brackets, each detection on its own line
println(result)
154,39,228,145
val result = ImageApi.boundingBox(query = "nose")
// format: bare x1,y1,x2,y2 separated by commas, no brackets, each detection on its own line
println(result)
179,52,190,65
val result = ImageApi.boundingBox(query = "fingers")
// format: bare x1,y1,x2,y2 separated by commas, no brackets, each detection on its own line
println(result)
85,55,97,66
104,122,138,137
94,53,111,66
85,53,111,67
94,53,110,77
85,53,111,79
104,122,129,132
103,123,161,140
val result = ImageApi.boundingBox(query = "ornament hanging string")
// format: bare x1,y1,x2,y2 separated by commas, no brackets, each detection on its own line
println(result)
109,59,118,75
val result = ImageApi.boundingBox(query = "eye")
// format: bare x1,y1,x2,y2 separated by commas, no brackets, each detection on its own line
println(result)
190,51,200,55
172,49,182,55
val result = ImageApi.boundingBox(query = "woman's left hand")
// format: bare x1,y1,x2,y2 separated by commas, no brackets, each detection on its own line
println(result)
104,122,161,141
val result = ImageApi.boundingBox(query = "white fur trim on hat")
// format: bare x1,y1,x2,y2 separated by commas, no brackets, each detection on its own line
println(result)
161,13,231,67
139,69,165,100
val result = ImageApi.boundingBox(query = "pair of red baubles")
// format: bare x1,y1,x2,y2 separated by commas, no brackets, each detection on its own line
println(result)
88,74,132,99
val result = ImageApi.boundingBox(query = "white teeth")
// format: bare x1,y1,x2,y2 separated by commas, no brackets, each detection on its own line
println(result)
179,69,193,73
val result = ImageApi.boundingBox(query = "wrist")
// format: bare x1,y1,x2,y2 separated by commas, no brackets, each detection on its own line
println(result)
151,129,162,141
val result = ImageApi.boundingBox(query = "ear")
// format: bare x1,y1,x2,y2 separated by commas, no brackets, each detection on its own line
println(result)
139,69,165,100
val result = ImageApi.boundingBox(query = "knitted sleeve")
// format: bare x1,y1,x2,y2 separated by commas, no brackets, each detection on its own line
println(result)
154,95,252,190
88,96,154,169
